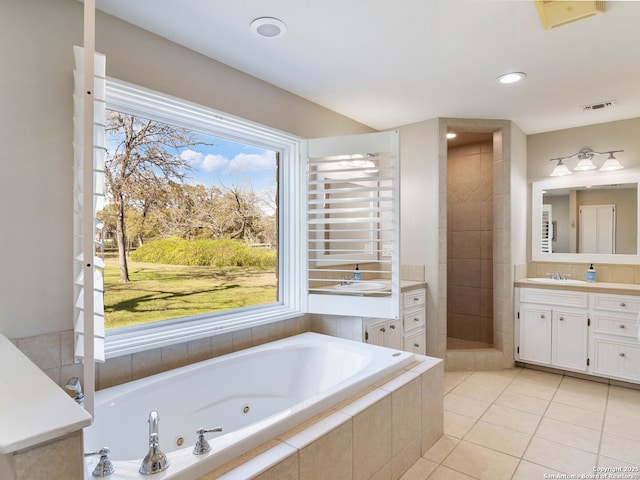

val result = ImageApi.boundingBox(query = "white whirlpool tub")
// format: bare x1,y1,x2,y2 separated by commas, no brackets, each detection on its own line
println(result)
83,332,416,479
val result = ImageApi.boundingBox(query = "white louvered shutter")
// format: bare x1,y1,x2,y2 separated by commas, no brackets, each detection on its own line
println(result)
304,131,400,319
72,45,106,362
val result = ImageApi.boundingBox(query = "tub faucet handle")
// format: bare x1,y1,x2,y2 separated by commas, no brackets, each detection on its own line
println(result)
193,426,223,455
84,447,115,477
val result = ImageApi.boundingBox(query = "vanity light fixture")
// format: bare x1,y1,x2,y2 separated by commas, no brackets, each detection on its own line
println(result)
599,152,624,172
550,158,572,176
549,148,624,176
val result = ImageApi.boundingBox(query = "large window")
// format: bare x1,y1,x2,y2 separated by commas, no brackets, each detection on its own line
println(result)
104,79,302,357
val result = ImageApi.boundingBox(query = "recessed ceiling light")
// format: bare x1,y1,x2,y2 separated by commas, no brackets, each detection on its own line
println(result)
250,17,287,38
496,72,526,84
446,133,457,139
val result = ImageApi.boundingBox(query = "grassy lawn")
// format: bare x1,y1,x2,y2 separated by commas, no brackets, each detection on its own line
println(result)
103,257,277,329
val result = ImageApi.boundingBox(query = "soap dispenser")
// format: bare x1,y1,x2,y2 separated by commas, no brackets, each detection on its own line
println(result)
587,264,596,282
353,265,361,281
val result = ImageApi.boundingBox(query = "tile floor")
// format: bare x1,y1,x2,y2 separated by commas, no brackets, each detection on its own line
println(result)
401,367,640,480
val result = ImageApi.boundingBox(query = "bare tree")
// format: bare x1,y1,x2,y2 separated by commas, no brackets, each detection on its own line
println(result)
105,111,210,282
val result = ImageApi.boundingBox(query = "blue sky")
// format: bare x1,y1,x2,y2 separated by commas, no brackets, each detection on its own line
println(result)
178,136,276,193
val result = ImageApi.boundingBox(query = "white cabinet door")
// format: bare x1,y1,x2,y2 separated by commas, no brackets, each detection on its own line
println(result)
519,305,552,365
593,339,640,382
386,318,403,350
365,319,386,347
404,330,426,355
552,310,588,372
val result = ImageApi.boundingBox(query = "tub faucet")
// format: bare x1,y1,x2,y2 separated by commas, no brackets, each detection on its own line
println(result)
85,447,115,477
193,426,223,455
64,377,84,405
139,411,170,475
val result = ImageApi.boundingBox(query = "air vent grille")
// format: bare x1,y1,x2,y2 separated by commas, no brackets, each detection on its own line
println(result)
581,100,616,112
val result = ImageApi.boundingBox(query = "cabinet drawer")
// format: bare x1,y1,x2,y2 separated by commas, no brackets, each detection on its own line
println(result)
592,338,640,382
519,288,588,309
403,289,425,309
593,294,640,314
593,314,639,338
403,330,426,355
403,307,425,332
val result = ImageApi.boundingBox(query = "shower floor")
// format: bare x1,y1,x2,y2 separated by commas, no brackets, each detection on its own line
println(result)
447,337,493,350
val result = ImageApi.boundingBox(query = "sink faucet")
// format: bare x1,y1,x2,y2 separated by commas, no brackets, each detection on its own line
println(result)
547,272,562,280
139,411,169,475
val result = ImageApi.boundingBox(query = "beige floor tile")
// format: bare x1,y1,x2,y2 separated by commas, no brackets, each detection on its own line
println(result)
444,411,476,439
544,401,604,431
604,411,640,442
535,417,600,453
442,440,519,480
465,370,519,388
464,421,531,457
427,465,476,480
444,393,492,419
450,379,505,403
558,376,609,398
552,388,607,413
607,386,640,421
494,390,550,416
480,404,541,435
444,372,471,394
506,378,558,400
517,368,563,388
400,457,438,480
423,435,459,464
600,432,640,465
524,437,598,474
512,460,564,480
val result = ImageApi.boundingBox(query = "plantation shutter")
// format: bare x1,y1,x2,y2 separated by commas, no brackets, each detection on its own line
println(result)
73,45,106,363
304,131,400,319
542,204,552,253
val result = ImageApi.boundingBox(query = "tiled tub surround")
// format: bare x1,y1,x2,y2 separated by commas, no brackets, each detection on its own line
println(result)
200,355,443,480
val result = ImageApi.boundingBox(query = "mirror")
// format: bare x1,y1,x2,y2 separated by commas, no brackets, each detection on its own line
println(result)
532,171,640,264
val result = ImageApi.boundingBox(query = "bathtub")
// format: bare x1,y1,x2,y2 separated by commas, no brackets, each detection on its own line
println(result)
83,332,416,479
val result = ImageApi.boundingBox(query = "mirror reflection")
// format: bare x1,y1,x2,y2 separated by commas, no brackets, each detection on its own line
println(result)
542,183,637,254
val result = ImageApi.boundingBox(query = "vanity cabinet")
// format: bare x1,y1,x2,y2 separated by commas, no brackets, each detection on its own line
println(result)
402,288,426,355
517,288,589,373
591,293,640,383
516,287,640,384
365,318,403,350
363,287,426,355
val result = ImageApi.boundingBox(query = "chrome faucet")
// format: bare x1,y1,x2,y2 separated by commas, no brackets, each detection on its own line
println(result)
193,426,223,455
64,377,84,405
139,411,169,475
85,447,115,477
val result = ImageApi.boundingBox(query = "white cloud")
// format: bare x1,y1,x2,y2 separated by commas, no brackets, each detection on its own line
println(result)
181,149,275,174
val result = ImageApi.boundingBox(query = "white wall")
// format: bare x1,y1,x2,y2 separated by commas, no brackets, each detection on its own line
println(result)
397,119,440,356
0,0,373,338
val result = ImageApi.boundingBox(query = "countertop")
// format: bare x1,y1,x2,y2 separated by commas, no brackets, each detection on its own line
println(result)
0,334,92,454
514,279,640,295
401,280,427,291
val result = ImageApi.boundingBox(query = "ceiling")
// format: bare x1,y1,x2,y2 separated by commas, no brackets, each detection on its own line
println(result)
94,1,640,134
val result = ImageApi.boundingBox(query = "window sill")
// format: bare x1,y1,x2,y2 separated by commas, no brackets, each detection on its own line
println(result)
104,306,304,359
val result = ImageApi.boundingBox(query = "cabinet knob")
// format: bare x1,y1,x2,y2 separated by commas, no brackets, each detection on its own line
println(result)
619,324,626,329
619,352,626,357
413,297,420,302
414,343,420,348
389,325,396,329
620,302,627,307
380,327,386,333
414,317,419,322
540,314,545,319
559,316,564,321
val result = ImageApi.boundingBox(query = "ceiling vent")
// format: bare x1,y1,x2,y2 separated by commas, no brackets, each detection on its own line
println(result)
581,100,616,112
535,1,606,30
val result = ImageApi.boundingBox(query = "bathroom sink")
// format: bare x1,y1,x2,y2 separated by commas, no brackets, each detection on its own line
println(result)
334,281,390,292
525,278,587,285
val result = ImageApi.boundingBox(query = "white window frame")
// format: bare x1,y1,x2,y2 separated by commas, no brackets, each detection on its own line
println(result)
104,79,304,358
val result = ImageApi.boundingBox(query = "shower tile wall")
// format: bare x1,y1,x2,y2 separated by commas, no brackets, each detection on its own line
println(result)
447,140,494,345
